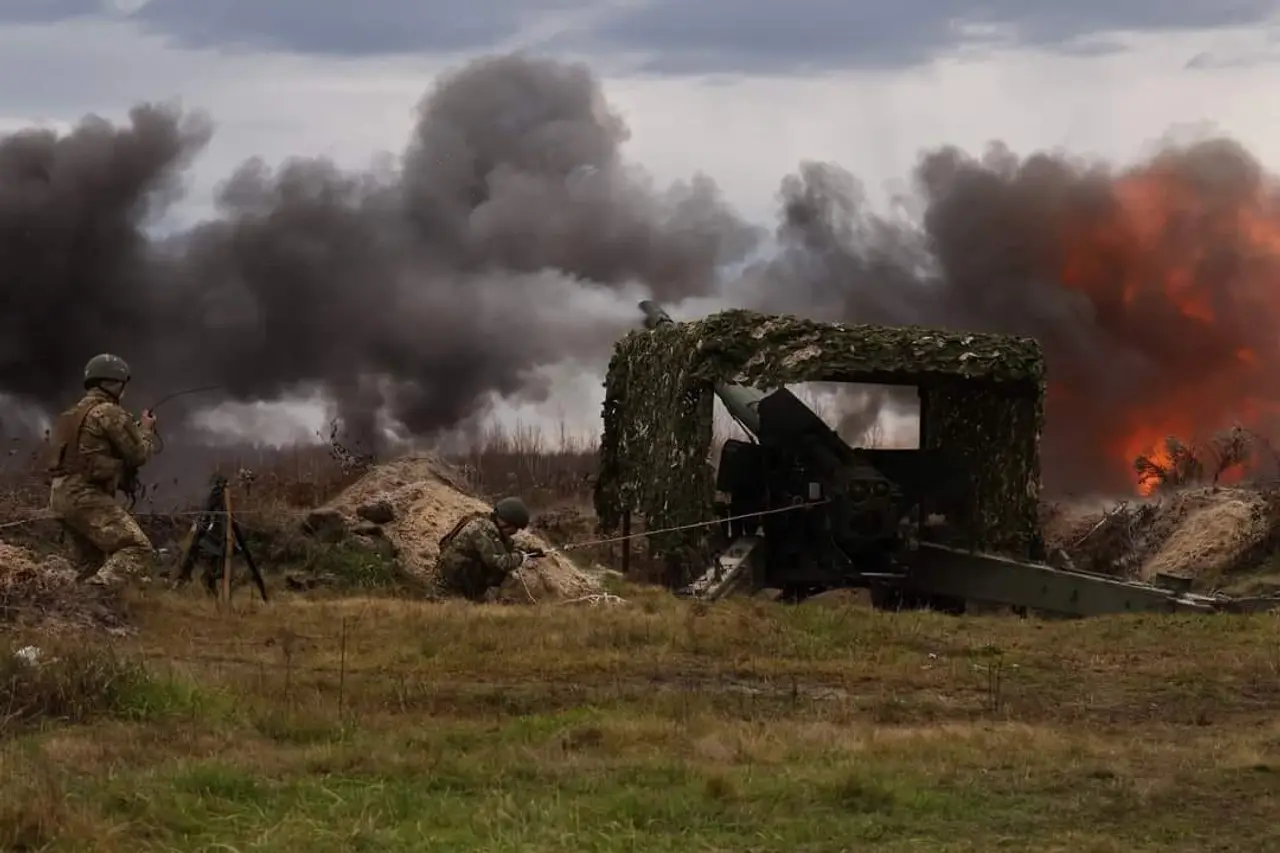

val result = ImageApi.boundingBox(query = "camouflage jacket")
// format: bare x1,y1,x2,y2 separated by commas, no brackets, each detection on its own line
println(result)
46,387,156,497
436,512,525,599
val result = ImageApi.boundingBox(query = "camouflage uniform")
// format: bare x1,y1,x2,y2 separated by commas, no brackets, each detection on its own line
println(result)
435,512,526,601
47,385,157,583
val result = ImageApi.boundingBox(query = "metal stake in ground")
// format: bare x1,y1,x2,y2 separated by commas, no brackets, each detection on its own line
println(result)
221,485,234,605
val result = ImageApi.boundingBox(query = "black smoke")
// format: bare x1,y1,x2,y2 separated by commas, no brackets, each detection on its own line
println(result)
2,53,1274,495
0,55,759,453
740,140,1280,494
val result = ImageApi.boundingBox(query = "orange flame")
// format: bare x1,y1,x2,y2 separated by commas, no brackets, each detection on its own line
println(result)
1056,152,1280,493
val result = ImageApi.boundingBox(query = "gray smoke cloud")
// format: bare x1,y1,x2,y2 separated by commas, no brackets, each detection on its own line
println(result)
2,52,1274,495
737,140,1280,494
0,54,760,454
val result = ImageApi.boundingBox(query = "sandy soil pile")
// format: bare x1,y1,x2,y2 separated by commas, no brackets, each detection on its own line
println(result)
1041,485,1279,586
323,454,601,601
0,541,131,634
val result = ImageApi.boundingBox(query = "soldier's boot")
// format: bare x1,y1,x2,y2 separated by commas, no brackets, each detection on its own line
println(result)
64,532,105,583
99,543,155,585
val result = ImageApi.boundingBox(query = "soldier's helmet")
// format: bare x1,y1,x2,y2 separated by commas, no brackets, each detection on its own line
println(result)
492,496,530,530
83,353,131,389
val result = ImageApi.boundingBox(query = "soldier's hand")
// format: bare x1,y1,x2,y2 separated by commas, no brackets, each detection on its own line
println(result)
140,409,157,430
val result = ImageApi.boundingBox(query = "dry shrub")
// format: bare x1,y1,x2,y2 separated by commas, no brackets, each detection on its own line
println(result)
1054,500,1165,576
208,418,600,524
204,419,377,526
452,419,598,510
0,643,194,736
1134,436,1204,493
217,446,362,516
1044,484,1280,584
1,411,607,521
1134,425,1268,494
0,440,46,522
1,417,614,592
0,416,607,566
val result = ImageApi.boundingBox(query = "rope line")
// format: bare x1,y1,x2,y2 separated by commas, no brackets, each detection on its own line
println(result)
551,499,830,552
0,499,832,548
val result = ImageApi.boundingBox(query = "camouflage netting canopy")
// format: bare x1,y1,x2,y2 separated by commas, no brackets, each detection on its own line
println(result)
594,309,1047,582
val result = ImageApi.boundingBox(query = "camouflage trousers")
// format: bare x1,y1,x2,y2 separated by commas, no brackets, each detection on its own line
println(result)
49,484,154,583
435,557,504,602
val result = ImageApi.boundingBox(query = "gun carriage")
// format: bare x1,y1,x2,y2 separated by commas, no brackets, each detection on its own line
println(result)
593,301,1279,617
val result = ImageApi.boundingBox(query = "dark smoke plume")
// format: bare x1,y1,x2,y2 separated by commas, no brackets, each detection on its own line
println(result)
3,52,1276,496
0,55,759,453
737,139,1280,494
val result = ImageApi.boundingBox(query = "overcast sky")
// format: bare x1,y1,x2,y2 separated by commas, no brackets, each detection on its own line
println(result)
3,2,1279,445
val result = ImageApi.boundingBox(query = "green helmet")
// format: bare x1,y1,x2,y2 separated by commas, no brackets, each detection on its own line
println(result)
83,353,131,388
492,496,530,529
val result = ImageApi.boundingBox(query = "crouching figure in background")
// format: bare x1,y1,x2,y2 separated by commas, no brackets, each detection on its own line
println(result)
435,496,540,601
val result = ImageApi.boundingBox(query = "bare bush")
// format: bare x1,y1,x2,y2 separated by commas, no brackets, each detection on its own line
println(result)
1205,426,1254,484
454,419,597,509
1134,436,1204,494
1133,425,1266,494
0,418,601,529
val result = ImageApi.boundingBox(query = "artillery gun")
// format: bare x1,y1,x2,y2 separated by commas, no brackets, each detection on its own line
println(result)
595,301,1280,618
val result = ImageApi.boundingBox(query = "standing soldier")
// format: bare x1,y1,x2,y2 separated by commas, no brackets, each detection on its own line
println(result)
435,496,538,601
46,354,158,584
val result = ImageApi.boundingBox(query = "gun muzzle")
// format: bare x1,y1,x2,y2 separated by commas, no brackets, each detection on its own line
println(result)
638,300,675,330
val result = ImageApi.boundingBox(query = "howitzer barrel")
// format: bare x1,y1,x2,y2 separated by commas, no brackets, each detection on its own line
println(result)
638,300,765,436
638,299,675,331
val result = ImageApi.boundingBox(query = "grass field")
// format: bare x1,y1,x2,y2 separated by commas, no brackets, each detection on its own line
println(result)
3,418,1280,852
3,583,1279,853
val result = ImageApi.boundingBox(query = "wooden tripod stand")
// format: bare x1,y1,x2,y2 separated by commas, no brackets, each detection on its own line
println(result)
173,474,268,603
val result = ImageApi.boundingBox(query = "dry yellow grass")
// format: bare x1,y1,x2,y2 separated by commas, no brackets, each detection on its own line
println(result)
3,582,1279,852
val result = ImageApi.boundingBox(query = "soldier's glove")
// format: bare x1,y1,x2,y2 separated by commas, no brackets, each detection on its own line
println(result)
518,549,543,570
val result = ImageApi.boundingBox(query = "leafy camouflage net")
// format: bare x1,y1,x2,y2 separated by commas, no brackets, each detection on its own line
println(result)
594,309,1046,581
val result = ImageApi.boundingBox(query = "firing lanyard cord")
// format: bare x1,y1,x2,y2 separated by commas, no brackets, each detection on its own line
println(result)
150,385,224,410
551,499,831,553
0,498,833,547
143,385,225,455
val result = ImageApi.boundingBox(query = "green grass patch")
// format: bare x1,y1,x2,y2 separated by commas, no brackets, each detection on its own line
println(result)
0,643,211,736
7,709,1277,852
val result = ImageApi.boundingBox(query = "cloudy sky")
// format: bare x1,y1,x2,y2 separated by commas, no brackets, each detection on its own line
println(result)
4,1,1279,445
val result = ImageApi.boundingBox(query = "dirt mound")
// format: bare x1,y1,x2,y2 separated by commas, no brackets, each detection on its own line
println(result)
324,454,601,601
1041,486,1280,586
1140,490,1272,583
0,542,131,635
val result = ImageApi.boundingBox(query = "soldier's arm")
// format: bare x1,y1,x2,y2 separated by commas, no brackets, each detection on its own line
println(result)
475,527,525,575
95,404,156,468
